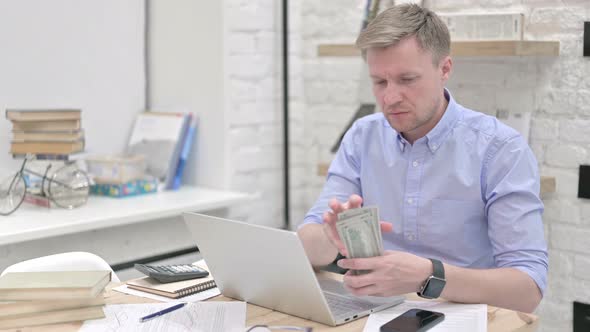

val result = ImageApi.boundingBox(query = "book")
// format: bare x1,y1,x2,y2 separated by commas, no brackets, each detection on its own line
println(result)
12,130,84,142
127,275,216,299
170,114,197,190
127,112,190,187
0,270,111,301
23,193,51,208
12,119,81,132
11,154,71,161
126,261,215,299
0,305,104,329
0,296,105,318
5,109,81,122
10,140,85,155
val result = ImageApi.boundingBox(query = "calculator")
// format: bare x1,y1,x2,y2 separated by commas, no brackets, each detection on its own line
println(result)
134,263,209,283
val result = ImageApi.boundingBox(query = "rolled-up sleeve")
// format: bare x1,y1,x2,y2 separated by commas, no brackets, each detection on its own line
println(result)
299,122,363,229
483,134,548,295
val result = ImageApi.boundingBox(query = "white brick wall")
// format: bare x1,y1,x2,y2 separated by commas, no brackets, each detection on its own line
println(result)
297,1,590,331
225,0,285,228
225,0,311,229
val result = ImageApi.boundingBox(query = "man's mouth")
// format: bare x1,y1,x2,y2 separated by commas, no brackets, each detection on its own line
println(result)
388,111,409,116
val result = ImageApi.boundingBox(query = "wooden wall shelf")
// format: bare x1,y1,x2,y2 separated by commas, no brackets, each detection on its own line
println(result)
318,40,560,57
317,162,556,195
540,175,556,195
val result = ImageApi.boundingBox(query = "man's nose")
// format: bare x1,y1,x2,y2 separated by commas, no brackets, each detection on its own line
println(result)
382,85,402,105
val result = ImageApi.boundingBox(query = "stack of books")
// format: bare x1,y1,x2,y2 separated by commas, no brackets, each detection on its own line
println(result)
5,109,85,156
0,270,111,329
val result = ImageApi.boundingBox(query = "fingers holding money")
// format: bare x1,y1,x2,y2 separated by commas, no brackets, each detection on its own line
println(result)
323,210,348,256
329,195,363,214
336,207,384,275
323,195,388,266
323,195,364,257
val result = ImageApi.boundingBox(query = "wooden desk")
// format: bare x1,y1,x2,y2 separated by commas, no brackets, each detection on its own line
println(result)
8,282,538,332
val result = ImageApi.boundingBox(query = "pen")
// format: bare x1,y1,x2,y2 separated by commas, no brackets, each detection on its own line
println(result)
139,302,187,323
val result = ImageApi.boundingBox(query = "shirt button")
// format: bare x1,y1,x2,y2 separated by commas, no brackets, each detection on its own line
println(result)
407,198,413,204
412,161,419,167
431,144,438,150
406,234,415,241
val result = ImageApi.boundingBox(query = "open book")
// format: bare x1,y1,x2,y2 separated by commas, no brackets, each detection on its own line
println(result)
126,261,215,299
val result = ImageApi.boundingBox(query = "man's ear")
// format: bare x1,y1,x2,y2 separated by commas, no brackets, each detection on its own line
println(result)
440,56,452,83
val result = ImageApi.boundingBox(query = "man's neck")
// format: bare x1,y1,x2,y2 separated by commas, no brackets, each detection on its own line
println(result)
403,94,449,144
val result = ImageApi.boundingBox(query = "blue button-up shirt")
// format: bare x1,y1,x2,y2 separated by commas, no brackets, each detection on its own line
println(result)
302,90,548,294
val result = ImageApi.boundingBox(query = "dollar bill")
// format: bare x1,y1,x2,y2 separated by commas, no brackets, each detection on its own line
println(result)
336,206,383,274
338,206,383,252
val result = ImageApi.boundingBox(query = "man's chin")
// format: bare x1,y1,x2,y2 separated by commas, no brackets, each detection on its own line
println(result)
386,121,405,133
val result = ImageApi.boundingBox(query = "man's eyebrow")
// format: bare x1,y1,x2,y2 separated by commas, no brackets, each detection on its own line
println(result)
370,72,420,79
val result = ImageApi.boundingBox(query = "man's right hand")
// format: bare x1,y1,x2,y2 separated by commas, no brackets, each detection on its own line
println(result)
322,194,393,257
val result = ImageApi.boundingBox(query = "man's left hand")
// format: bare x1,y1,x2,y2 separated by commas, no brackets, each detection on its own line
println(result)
337,251,433,297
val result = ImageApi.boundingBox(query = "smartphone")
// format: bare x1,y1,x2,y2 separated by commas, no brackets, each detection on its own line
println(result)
380,308,445,332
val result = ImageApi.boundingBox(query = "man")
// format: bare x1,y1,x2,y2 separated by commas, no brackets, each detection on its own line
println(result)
297,4,547,313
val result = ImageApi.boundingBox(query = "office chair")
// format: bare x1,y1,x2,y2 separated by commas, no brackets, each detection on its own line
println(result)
1,251,120,282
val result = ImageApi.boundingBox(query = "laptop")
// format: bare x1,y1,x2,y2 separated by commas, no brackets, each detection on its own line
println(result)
182,212,404,326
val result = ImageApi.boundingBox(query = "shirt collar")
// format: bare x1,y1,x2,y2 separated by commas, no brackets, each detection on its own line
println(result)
396,133,409,151
391,88,460,153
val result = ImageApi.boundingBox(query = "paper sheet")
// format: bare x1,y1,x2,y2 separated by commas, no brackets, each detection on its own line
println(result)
80,301,246,332
363,301,487,332
113,284,221,303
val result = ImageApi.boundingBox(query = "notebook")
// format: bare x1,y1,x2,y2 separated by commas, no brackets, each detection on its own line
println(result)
126,261,215,299
0,270,111,301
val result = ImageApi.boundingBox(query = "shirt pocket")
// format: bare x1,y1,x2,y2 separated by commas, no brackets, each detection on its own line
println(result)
421,199,487,264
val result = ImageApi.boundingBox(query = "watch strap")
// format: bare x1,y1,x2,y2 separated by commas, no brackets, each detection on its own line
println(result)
430,258,444,279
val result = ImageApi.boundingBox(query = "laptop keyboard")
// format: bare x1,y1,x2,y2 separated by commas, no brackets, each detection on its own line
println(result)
323,291,377,319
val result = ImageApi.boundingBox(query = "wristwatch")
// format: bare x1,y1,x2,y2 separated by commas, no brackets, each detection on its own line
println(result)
417,258,446,299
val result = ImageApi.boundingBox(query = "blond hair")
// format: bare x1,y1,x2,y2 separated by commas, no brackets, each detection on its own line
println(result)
356,4,450,64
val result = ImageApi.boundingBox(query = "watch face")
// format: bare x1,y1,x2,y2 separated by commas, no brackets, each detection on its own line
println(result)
423,276,446,298
428,278,446,297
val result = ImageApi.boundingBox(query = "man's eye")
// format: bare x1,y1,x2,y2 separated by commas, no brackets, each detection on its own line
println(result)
374,80,386,86
401,77,416,83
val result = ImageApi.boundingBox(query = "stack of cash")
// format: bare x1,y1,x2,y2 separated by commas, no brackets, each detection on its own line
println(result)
336,206,383,274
